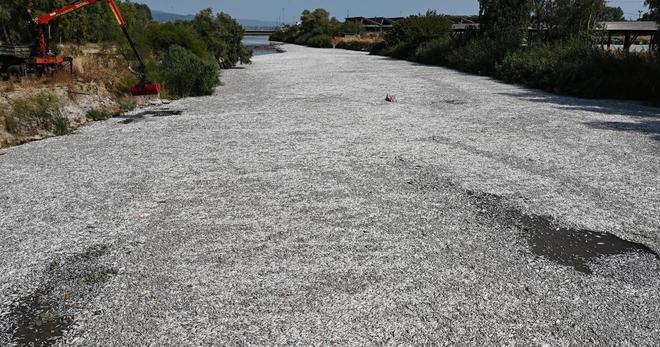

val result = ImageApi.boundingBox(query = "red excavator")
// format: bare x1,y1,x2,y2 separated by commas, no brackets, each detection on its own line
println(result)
2,0,160,96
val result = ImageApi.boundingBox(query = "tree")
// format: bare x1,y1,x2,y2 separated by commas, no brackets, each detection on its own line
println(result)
479,0,531,50
0,0,151,44
0,4,11,43
192,9,252,69
600,7,625,21
386,10,452,45
300,9,330,34
530,0,606,41
644,0,659,22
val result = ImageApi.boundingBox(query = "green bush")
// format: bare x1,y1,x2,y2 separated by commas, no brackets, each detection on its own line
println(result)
118,97,137,112
497,41,660,102
306,34,333,48
414,38,451,65
445,38,499,75
269,30,288,42
87,108,110,121
374,11,452,61
7,93,63,135
385,11,452,46
114,74,140,95
54,117,70,136
12,93,60,120
159,45,220,97
192,9,253,68
380,42,417,59
294,32,312,45
335,40,375,51
145,21,215,63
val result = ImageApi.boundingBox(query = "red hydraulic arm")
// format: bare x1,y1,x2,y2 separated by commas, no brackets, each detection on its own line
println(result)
31,0,160,95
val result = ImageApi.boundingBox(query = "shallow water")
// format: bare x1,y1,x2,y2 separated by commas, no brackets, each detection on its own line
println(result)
242,35,282,56
466,190,658,274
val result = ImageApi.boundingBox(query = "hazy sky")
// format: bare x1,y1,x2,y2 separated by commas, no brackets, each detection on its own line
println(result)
138,0,651,21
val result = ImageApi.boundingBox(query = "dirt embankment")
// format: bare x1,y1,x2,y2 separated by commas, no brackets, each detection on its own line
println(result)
0,81,120,148
0,44,150,150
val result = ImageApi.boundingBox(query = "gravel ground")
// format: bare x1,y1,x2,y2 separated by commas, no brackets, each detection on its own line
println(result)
1,45,659,345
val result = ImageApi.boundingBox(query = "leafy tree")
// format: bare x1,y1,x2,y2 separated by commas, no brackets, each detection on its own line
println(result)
644,0,659,22
0,0,151,44
529,0,607,42
144,21,214,63
479,0,531,50
600,7,625,21
386,10,452,46
192,9,252,69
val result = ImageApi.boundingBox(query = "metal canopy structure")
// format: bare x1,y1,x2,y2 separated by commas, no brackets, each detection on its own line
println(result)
345,17,404,32
603,21,658,51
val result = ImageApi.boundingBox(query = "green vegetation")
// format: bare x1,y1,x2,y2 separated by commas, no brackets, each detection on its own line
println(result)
192,10,253,68
87,108,111,121
269,9,343,48
378,11,454,60
118,97,137,112
369,1,660,104
3,93,69,136
643,0,659,22
159,46,220,98
0,2,251,99
306,34,334,48
53,116,70,136
497,41,660,101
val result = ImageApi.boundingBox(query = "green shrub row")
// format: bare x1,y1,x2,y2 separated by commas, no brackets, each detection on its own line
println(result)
369,10,660,104
335,40,375,52
158,46,220,98
497,41,660,101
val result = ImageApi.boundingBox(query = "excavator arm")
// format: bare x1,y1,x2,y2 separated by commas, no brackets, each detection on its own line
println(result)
32,0,160,96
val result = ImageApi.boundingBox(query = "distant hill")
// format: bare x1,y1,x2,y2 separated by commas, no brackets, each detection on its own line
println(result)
152,10,194,22
152,10,281,29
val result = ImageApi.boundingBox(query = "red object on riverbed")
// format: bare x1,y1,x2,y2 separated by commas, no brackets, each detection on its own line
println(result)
385,94,397,102
130,81,161,96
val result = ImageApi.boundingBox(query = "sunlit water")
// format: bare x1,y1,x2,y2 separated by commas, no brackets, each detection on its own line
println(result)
242,35,280,56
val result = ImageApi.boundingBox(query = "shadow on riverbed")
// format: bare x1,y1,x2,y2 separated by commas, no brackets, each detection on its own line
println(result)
584,120,660,141
499,91,660,140
498,91,660,118
116,109,183,125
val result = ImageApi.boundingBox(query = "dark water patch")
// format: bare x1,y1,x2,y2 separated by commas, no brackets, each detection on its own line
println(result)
518,214,657,274
464,190,658,274
252,46,286,56
1,245,118,346
118,119,134,124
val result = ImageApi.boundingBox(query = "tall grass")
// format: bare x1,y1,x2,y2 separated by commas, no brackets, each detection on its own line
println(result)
4,93,69,136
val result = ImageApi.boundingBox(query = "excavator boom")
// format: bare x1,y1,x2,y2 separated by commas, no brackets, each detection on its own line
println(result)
33,0,160,96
